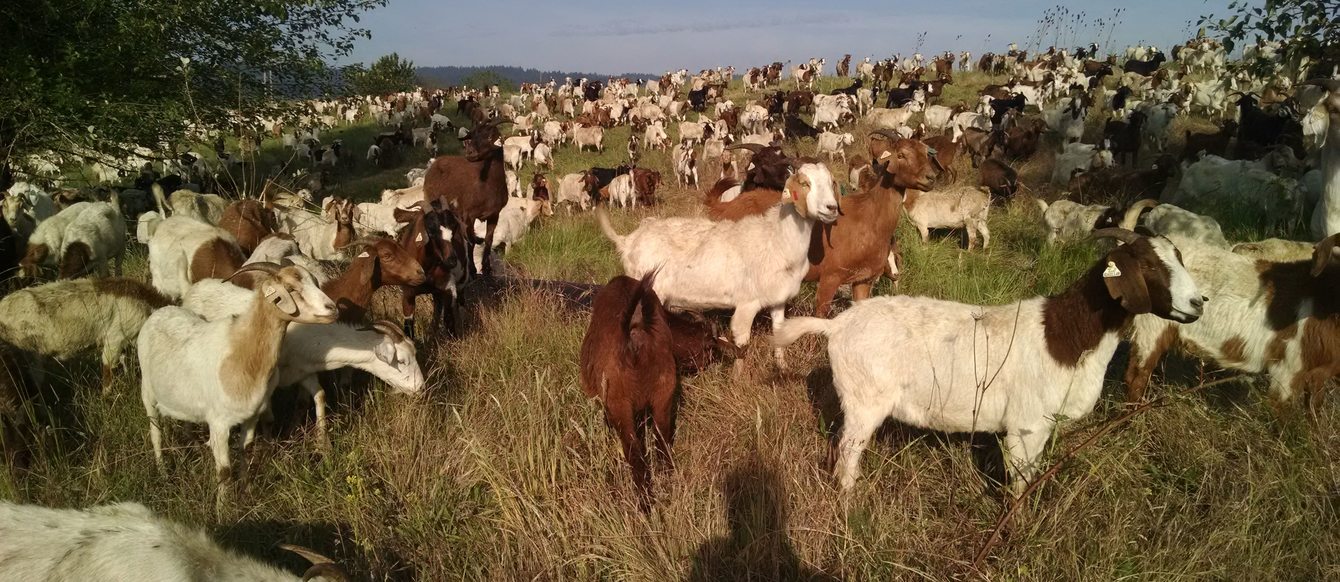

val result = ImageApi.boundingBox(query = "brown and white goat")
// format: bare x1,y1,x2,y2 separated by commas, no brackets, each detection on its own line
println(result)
580,274,677,511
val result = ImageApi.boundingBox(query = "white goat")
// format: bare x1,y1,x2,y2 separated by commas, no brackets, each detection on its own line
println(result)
147,216,245,299
775,231,1204,493
1051,142,1115,185
139,262,338,498
903,187,992,249
815,131,855,163
470,196,547,273
557,172,593,212
0,501,343,581
183,281,424,439
3,182,56,240
597,163,841,366
673,144,699,188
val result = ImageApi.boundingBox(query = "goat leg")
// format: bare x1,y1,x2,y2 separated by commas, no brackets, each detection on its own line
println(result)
480,217,500,277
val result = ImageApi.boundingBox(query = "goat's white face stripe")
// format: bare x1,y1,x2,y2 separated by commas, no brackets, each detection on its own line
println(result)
1150,237,1201,319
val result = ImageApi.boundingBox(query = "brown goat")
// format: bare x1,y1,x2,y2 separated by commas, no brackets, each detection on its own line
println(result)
422,117,511,277
397,203,468,338
1068,154,1178,205
1181,120,1238,163
962,127,1000,167
580,274,677,512
632,168,662,206
979,157,1020,199
219,199,278,255
921,135,960,183
804,131,939,317
325,237,427,323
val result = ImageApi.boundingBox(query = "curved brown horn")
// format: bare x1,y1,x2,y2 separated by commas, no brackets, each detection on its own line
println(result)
223,261,283,282
725,143,764,153
301,563,349,582
869,128,903,142
1091,228,1142,245
1311,234,1340,277
368,319,408,342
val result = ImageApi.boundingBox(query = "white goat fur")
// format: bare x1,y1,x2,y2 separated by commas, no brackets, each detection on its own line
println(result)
597,164,841,364
0,501,334,581
775,236,1202,492
904,187,992,249
182,280,425,437
138,265,338,488
147,216,243,299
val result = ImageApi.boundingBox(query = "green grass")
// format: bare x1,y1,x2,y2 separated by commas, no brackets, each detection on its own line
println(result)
4,70,1339,581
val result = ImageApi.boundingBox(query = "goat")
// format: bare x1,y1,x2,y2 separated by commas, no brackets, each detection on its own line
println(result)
471,195,548,273
1181,120,1238,162
979,158,1019,199
597,158,841,367
776,229,1203,494
139,262,338,501
184,281,425,440
397,204,468,338
904,186,992,249
1052,142,1116,186
150,184,228,225
218,199,279,255
815,131,855,163
672,144,699,188
1120,199,1231,250
803,132,939,317
557,172,598,212
0,277,171,390
2,182,55,240
274,197,356,260
1103,110,1146,165
1125,233,1340,414
0,501,343,580
422,117,512,277
148,216,246,299
579,274,678,511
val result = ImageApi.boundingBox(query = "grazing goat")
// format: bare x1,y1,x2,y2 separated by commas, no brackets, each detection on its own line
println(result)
904,186,992,249
579,274,678,511
0,277,171,390
979,158,1019,199
1125,233,1340,414
139,262,338,500
776,229,1203,494
597,158,841,367
0,501,343,581
184,280,425,440
219,199,279,255
1180,120,1237,163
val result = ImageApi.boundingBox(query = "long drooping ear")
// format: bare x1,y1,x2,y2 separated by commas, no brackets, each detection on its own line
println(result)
1102,251,1151,314
783,170,810,218
1311,233,1340,277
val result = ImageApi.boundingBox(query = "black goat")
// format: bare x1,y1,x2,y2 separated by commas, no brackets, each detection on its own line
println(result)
989,93,1027,128
1122,52,1167,76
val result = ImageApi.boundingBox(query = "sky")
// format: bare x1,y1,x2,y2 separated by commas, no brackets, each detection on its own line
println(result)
344,0,1241,75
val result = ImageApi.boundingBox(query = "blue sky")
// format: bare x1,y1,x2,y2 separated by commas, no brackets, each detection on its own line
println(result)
345,0,1239,74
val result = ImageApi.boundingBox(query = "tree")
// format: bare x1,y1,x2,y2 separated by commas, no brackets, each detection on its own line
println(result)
459,70,518,93
0,0,386,178
1201,0,1339,75
346,53,419,96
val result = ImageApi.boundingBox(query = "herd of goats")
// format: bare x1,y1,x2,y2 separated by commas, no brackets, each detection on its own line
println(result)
0,36,1337,578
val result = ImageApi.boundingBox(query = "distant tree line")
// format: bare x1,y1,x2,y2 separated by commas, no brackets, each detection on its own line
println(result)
416,65,658,89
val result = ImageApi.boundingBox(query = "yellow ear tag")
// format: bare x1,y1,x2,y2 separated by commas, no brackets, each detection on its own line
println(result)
358,251,371,258
1102,261,1122,278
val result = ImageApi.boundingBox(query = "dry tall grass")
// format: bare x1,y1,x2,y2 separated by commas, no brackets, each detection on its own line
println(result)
1,71,1337,581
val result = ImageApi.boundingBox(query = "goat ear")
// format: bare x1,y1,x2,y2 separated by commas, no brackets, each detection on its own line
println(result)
263,282,300,316
1102,253,1152,314
374,337,398,366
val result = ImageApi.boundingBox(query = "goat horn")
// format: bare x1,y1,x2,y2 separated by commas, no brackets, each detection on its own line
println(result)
1119,199,1159,231
1311,234,1340,277
367,319,407,341
223,261,283,282
1091,228,1142,245
279,544,347,582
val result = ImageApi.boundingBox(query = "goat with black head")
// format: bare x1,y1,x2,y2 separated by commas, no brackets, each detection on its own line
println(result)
422,116,512,278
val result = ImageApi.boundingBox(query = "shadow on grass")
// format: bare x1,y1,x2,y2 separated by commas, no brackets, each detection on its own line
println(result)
215,518,416,581
804,366,1008,496
686,451,841,582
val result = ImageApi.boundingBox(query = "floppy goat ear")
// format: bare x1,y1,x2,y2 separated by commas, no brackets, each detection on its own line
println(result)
1101,251,1151,314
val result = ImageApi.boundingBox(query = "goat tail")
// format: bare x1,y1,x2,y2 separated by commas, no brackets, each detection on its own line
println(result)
773,316,835,349
150,183,168,216
1120,198,1159,231
595,208,624,248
